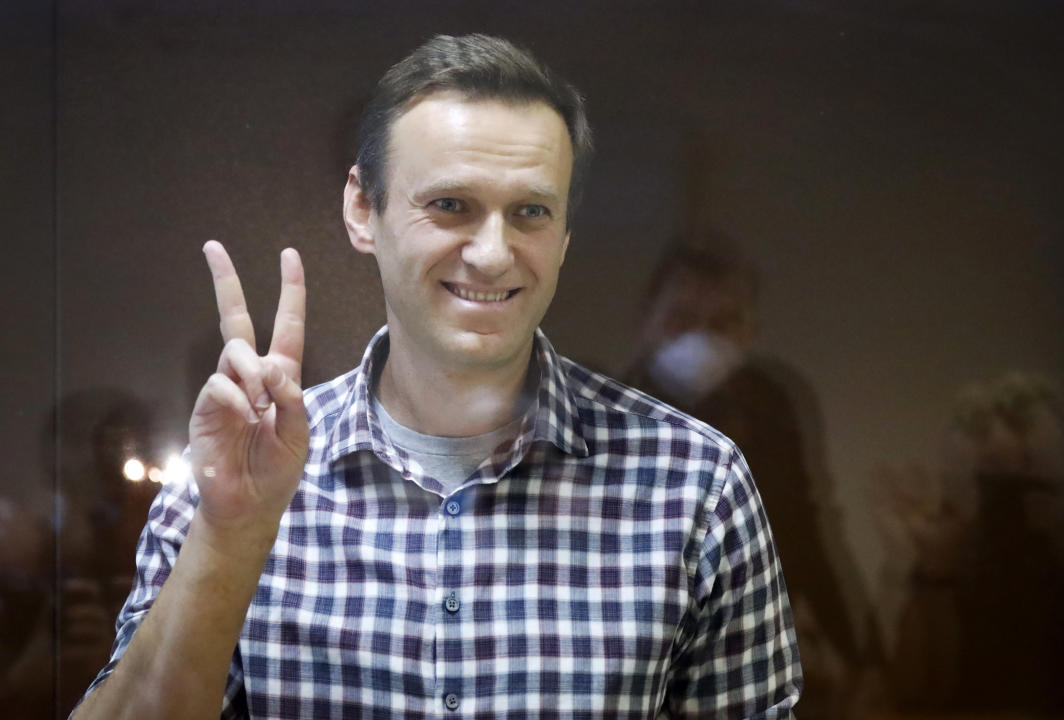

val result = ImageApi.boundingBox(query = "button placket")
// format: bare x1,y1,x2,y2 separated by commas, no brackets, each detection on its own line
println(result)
437,494,466,716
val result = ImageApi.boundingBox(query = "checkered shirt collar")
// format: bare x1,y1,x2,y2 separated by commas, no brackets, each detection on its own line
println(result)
323,326,589,468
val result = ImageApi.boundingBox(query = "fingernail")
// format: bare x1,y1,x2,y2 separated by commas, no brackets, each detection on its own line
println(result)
247,408,262,424
254,392,271,410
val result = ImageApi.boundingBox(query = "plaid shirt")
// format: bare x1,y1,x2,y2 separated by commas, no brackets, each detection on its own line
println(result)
87,327,801,719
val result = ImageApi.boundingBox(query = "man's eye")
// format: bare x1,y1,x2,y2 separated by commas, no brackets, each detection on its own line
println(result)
431,198,463,213
518,205,550,219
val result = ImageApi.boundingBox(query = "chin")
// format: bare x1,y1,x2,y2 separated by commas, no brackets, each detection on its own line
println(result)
443,328,530,369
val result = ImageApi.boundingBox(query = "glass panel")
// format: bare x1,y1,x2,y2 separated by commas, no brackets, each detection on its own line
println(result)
0,2,57,718
2,2,1057,718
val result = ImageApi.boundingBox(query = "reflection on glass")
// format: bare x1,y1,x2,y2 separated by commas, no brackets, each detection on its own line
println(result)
50,389,168,715
882,373,1064,714
0,497,55,716
626,240,879,718
122,458,146,483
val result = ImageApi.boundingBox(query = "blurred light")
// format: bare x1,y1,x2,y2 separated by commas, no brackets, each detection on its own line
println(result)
123,458,146,482
148,467,163,484
162,453,189,486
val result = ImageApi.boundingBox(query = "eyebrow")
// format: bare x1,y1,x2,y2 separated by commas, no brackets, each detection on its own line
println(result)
523,185,563,203
415,179,563,204
415,179,471,197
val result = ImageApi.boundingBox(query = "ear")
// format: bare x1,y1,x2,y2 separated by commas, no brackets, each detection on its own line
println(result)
559,231,571,265
343,165,376,255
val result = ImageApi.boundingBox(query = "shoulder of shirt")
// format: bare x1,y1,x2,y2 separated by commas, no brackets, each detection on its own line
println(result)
558,355,743,461
555,356,762,533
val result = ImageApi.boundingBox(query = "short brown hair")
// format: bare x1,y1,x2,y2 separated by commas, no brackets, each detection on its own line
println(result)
355,34,593,227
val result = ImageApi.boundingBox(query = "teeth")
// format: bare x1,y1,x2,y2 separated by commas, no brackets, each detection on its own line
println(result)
451,285,508,302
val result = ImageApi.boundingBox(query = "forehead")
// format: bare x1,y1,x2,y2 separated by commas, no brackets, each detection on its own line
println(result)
386,92,573,194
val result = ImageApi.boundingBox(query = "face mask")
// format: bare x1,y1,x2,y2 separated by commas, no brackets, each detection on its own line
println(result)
646,330,743,403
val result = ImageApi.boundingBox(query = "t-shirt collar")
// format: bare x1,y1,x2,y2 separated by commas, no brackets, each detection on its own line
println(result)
324,325,589,467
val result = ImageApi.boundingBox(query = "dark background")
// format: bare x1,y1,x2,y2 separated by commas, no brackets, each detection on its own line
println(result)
2,0,1061,717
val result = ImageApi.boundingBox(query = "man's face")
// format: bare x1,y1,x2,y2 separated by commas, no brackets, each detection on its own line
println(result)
350,92,573,375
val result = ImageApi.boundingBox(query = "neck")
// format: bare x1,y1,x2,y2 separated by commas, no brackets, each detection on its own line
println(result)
377,333,534,438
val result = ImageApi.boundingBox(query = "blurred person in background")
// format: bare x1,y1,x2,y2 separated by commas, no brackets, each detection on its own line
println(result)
53,389,162,713
0,496,54,717
2,389,163,717
882,372,1064,714
627,240,880,719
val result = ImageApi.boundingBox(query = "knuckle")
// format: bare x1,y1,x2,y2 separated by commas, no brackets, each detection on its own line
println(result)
223,337,249,353
205,372,231,391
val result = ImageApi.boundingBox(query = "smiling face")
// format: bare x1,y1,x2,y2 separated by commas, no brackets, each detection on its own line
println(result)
345,92,573,377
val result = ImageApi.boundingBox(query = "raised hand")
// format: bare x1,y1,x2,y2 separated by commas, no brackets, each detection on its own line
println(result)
188,240,309,535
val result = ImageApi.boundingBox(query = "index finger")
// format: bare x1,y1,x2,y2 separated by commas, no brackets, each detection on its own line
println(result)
203,240,257,347
267,247,305,382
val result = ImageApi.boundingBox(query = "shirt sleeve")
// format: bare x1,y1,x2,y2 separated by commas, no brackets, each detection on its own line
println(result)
70,461,250,720
663,449,803,718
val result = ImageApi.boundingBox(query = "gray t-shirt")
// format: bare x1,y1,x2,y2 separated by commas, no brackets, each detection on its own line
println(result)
371,393,524,494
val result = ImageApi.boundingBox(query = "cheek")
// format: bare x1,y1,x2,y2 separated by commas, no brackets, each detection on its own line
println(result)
521,236,567,277
377,232,447,283
374,250,420,304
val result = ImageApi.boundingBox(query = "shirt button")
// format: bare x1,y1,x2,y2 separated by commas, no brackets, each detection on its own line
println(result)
444,693,460,711
445,500,461,516
444,593,460,613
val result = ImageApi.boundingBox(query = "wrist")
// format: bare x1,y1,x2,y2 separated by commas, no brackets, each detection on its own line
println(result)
187,507,281,569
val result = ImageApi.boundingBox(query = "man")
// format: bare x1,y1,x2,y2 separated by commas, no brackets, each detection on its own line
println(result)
73,34,801,718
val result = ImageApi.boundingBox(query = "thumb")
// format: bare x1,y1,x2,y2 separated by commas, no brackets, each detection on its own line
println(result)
263,360,308,446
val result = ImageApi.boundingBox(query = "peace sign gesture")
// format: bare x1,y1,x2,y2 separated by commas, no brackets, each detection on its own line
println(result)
188,241,310,536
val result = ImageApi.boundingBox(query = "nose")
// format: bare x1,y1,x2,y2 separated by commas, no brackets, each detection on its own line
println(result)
461,212,514,279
